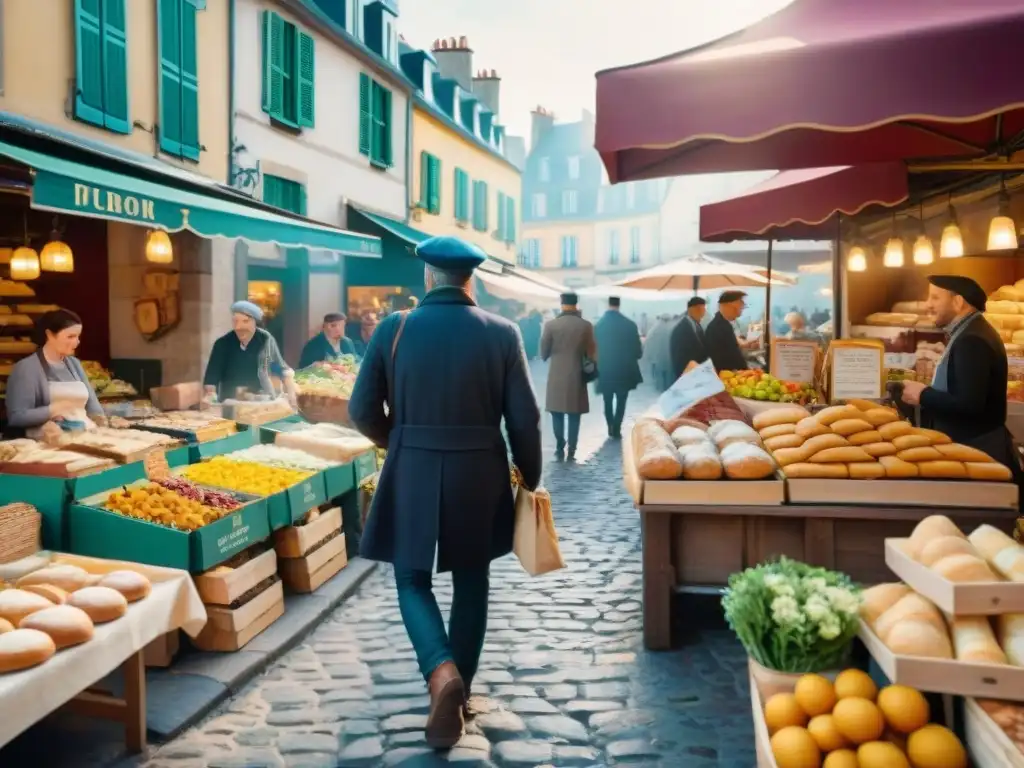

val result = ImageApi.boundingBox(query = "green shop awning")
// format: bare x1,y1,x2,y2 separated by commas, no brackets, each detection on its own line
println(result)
350,208,429,248
0,139,381,257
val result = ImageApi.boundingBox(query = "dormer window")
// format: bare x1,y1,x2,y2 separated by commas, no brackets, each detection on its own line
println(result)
423,62,435,103
361,1,397,62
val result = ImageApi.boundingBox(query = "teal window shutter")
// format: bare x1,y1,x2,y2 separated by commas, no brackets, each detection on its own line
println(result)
419,152,430,207
367,80,391,167
497,192,506,239
455,170,469,222
157,0,182,156
263,174,306,215
428,155,441,214
179,2,200,159
297,32,315,127
101,0,130,133
261,11,285,120
505,196,516,243
74,0,105,127
358,73,371,156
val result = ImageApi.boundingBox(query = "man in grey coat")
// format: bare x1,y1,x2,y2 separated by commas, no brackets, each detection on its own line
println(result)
541,292,596,461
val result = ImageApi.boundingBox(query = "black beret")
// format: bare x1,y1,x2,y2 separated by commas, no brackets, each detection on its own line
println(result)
415,236,486,272
687,296,707,308
608,296,621,307
323,312,345,324
560,292,578,305
719,290,748,304
927,275,987,312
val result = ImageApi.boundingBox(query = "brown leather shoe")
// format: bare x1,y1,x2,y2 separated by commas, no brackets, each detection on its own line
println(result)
425,661,465,749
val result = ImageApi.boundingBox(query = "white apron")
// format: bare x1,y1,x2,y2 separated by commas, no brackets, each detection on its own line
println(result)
28,351,94,439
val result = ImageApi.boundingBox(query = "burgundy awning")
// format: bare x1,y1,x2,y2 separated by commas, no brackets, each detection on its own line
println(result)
700,163,909,242
596,0,1024,182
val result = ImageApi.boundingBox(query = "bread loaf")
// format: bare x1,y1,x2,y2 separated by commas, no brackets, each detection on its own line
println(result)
773,446,811,467
991,285,1024,302
633,421,684,480
919,535,980,567
965,462,1013,481
875,594,944,641
908,515,965,559
892,434,934,451
661,416,708,434
987,299,1019,314
848,462,886,479
862,408,900,427
752,406,809,430
969,525,1024,582
19,584,68,605
879,455,918,477
795,416,831,439
17,565,91,593
846,398,882,411
0,618,13,634
935,443,995,462
860,583,912,628
67,586,128,623
809,446,872,463
784,463,848,479
916,428,952,445
0,628,56,673
816,405,862,426
995,614,1024,666
951,617,1007,664
0,589,53,625
678,443,723,480
863,442,898,458
759,423,797,440
98,571,152,603
708,420,761,449
917,460,968,479
670,426,711,448
932,553,998,582
879,421,915,441
884,620,953,659
18,604,95,649
993,314,1024,331
831,418,874,437
896,446,943,463
720,442,775,480
764,434,805,451
848,430,882,446
802,433,850,454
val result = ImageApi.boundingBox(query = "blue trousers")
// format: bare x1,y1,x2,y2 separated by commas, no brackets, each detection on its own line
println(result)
394,566,490,690
551,412,581,453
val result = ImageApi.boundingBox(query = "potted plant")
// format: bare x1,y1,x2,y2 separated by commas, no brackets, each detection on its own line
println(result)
722,557,861,697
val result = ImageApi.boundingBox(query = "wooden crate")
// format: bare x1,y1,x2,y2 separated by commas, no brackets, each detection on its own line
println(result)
143,630,179,668
786,478,1018,510
965,698,1024,767
193,548,278,606
279,534,348,593
885,538,1024,615
192,579,284,652
273,507,342,559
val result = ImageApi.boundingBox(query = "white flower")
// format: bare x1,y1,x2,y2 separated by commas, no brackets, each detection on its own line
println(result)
824,586,861,615
765,574,796,597
805,594,831,622
804,576,828,592
819,616,842,640
771,595,802,625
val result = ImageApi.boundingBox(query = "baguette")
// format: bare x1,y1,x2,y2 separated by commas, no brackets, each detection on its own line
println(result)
848,430,882,446
795,416,831,439
916,428,952,445
862,442,898,458
892,434,934,451
809,446,872,463
908,515,964,559
752,406,810,430
966,461,1013,481
720,442,775,480
816,405,862,426
919,535,979,567
831,418,873,437
916,460,968,479
969,524,1024,581
773,446,812,467
896,446,943,463
951,617,1007,664
935,443,995,463
783,462,848,479
848,461,886,479
879,421,915,441
885,619,954,659
679,443,723,480
875,594,944,641
879,455,918,478
759,423,797,440
764,434,804,451
932,553,998,582
862,408,901,427
860,583,911,628
801,433,850,455
995,614,1024,666
846,398,882,411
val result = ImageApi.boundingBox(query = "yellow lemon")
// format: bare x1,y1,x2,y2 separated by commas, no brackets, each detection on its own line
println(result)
877,685,929,734
905,724,967,768
856,741,910,768
770,726,821,768
807,714,848,752
765,693,809,734
822,750,858,768
832,697,885,744
833,669,878,702
795,674,837,717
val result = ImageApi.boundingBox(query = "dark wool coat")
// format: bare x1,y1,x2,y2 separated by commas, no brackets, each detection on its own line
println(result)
348,287,542,573
298,332,356,368
594,310,643,393
705,312,748,372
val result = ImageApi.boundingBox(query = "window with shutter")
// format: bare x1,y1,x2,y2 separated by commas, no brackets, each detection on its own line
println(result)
358,73,371,156
158,0,200,161
497,192,506,240
261,12,314,129
504,196,516,243
74,0,130,133
454,170,469,222
427,155,441,214
366,80,392,168
418,152,429,207
297,32,315,127
473,181,488,232
263,174,306,215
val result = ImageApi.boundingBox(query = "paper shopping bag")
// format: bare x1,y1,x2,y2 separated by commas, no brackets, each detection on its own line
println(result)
513,486,566,576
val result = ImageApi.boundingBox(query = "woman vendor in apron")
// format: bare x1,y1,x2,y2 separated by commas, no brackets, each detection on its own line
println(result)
5,308,106,438
899,275,1024,502
203,300,295,402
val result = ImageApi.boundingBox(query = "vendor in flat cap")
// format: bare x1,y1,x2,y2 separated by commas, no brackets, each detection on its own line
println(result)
705,290,753,373
594,296,642,439
203,300,293,402
670,295,709,380
541,291,598,460
299,312,357,368
900,275,1021,477
349,235,541,749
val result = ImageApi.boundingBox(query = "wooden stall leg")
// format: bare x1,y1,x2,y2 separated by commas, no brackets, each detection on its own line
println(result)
803,518,836,569
641,510,674,651
123,650,147,753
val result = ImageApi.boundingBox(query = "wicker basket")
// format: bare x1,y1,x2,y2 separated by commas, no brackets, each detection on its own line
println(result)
0,503,41,564
296,393,352,425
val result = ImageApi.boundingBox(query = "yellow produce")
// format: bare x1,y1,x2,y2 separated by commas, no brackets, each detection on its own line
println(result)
833,669,877,701
765,692,809,733
832,697,885,744
770,726,821,768
181,457,313,497
905,725,967,768
795,674,836,717
822,750,858,768
807,714,848,752
103,482,233,531
857,741,910,768
877,685,929,734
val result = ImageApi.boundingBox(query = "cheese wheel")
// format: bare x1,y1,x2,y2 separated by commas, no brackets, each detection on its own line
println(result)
966,461,1013,481
932,553,998,583
917,460,968,479
764,434,804,451
18,605,94,649
759,423,797,440
916,428,952,445
831,418,874,437
896,446,943,463
969,525,1024,582
919,535,980,567
809,446,872,463
783,462,848,479
884,620,953,659
0,589,53,626
848,430,882,446
795,416,832,439
16,565,91,593
879,421,915,441
67,586,128,624
862,408,900,427
0,628,56,673
848,461,886,479
876,594,944,641
951,617,1007,664
862,442,898,458
860,583,912,628
752,406,809,430
879,455,919,478
816,405,862,426
97,571,152,603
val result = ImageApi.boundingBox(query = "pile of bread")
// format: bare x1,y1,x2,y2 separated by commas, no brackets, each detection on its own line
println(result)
753,400,1013,481
0,563,152,674
862,515,1024,663
632,418,776,481
864,301,935,328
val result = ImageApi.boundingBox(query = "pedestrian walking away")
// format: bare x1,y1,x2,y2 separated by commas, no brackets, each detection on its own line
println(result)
348,235,543,749
594,296,642,439
669,295,709,380
540,292,597,461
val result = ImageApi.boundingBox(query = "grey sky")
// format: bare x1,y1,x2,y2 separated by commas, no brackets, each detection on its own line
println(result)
397,0,794,143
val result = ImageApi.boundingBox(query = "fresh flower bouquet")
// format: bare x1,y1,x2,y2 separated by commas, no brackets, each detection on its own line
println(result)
722,557,862,673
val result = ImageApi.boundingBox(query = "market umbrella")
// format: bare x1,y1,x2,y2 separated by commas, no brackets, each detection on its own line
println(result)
614,253,796,292
595,0,1024,182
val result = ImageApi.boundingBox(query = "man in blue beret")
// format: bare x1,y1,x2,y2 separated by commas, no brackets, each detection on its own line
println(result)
349,235,542,748
203,300,293,401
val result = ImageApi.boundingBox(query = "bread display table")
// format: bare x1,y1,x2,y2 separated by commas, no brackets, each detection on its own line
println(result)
0,553,206,752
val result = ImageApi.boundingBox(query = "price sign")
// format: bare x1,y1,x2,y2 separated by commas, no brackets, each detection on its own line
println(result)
770,340,818,384
143,450,170,481
830,341,885,401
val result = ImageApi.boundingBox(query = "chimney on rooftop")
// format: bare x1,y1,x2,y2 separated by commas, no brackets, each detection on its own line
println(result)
472,68,501,117
431,35,473,91
531,106,555,151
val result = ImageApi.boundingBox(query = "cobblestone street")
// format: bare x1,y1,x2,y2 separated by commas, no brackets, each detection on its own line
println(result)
137,365,753,768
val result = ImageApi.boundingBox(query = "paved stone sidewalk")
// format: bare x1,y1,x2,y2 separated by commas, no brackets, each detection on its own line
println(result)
132,374,755,768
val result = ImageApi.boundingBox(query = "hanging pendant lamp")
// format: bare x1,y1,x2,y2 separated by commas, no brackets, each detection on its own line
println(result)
39,217,74,273
912,203,934,265
10,212,39,280
940,196,964,258
883,213,904,268
988,177,1018,251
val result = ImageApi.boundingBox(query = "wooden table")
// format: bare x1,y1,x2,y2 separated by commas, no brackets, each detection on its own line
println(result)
640,502,1018,651
65,650,147,752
